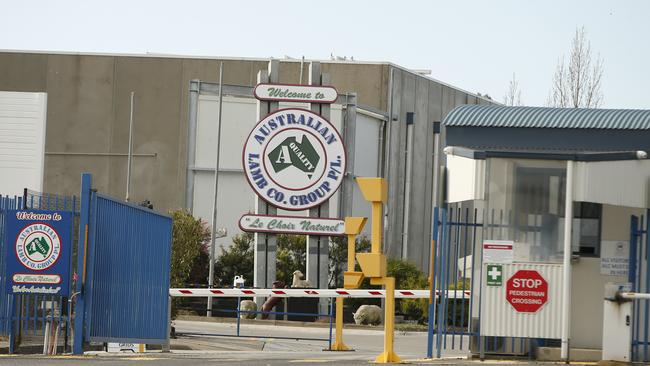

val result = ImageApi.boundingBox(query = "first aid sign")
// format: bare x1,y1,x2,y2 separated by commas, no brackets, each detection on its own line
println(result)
506,270,548,313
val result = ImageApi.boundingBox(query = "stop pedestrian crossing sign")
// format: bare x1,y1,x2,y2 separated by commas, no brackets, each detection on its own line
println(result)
506,270,548,313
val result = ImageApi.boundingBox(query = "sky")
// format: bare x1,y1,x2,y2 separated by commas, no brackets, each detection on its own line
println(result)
2,0,649,109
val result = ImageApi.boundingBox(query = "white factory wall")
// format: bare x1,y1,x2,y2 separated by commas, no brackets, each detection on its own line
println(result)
0,91,47,196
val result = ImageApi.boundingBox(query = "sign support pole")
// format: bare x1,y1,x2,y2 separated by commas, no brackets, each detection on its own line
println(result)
561,160,574,362
306,62,330,316
253,60,279,309
73,173,92,355
207,62,224,318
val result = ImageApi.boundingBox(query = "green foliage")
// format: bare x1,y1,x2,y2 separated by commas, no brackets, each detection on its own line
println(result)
276,234,306,286
388,259,429,323
328,236,371,288
170,210,211,288
214,233,254,287
170,210,210,318
187,248,209,286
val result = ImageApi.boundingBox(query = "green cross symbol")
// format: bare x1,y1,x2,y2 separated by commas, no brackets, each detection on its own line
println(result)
487,264,502,286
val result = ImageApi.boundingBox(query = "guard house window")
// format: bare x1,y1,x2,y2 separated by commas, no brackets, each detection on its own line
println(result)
572,202,602,256
514,167,602,258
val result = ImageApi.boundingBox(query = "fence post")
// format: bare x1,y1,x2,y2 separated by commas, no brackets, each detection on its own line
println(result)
73,173,92,355
427,207,439,358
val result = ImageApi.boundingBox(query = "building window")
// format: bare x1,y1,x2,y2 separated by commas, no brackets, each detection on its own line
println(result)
514,167,602,258
572,202,602,257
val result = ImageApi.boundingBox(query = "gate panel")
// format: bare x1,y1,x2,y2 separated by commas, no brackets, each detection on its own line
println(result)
0,195,20,334
85,193,172,343
630,212,650,363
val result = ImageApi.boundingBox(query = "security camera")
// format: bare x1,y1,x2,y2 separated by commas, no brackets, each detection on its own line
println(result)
636,151,647,159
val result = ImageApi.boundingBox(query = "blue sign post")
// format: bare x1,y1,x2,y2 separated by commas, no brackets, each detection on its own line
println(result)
4,210,72,296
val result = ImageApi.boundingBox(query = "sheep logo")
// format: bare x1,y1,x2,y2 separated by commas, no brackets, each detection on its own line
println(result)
15,223,61,271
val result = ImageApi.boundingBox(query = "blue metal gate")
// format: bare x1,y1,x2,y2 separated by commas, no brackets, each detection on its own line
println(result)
630,211,650,363
74,173,172,350
428,207,534,359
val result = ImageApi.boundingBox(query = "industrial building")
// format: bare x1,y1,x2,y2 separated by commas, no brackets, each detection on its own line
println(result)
0,50,494,271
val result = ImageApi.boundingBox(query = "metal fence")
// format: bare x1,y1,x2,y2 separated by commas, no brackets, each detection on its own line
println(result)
429,207,535,359
0,195,21,335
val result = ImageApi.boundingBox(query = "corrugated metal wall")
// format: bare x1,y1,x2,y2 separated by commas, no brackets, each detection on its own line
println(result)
85,193,172,343
481,263,563,339
0,92,47,195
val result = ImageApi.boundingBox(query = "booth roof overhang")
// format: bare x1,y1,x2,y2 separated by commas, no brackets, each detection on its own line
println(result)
441,105,650,208
443,105,650,152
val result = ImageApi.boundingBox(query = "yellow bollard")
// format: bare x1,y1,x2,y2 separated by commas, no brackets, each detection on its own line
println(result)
332,217,367,351
371,277,401,363
331,297,349,351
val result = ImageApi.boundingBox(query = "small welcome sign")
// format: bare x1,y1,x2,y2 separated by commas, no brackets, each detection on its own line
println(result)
4,210,72,295
254,83,338,104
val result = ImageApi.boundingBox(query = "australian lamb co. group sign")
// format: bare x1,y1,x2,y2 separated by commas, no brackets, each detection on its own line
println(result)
243,107,346,211
254,83,338,104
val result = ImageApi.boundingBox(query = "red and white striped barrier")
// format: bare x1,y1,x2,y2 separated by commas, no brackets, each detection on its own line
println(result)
169,288,471,299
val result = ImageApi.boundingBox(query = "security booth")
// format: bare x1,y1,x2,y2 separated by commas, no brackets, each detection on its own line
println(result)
438,105,650,361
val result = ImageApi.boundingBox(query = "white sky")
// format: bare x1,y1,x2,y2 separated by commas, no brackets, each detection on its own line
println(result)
2,0,649,109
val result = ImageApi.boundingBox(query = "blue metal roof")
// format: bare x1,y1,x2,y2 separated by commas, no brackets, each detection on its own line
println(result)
443,105,650,130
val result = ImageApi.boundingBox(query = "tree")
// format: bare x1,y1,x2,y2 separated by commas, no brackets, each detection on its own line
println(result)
170,209,211,318
503,73,523,106
170,210,211,288
276,234,306,286
548,26,604,108
214,233,254,287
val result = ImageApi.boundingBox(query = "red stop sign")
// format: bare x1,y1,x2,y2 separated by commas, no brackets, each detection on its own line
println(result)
506,270,548,313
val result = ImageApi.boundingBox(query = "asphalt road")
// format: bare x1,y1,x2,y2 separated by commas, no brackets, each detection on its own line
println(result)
0,355,589,366
0,320,589,365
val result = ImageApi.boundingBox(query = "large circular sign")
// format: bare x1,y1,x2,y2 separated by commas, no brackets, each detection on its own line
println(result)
15,223,62,271
243,108,346,210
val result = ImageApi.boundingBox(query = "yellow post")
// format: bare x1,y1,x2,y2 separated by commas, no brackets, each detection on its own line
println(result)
331,297,349,351
347,232,356,272
332,217,367,351
356,177,387,254
371,277,401,363
355,177,400,363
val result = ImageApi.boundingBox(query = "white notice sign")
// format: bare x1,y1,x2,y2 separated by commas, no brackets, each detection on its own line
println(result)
482,240,514,263
601,241,629,276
